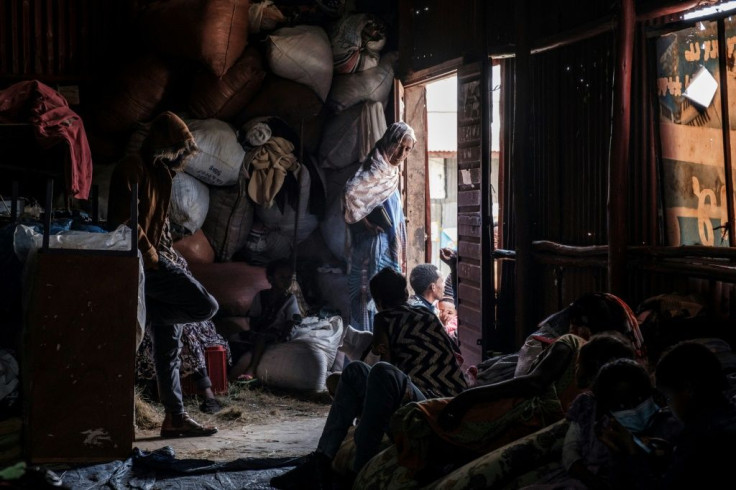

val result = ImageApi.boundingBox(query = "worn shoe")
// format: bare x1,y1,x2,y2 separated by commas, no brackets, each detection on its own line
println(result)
160,412,218,438
199,397,223,414
270,451,333,490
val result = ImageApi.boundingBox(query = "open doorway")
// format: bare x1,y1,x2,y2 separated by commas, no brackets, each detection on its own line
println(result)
427,75,458,278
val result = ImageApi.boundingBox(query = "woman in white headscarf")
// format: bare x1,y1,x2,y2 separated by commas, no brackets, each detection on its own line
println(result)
343,122,416,331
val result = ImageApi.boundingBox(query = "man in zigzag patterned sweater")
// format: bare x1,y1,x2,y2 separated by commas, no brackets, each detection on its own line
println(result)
271,267,467,490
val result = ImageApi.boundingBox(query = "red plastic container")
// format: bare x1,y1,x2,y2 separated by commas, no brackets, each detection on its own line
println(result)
181,345,229,395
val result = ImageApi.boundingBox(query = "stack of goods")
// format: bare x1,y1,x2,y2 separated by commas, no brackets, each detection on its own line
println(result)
88,1,401,387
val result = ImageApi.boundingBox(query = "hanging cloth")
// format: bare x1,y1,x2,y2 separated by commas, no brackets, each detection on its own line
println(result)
246,136,300,208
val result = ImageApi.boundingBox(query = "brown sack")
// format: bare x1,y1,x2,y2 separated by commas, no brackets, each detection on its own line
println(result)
93,54,170,134
238,76,325,154
138,0,250,77
188,46,266,120
173,229,216,264
188,262,269,317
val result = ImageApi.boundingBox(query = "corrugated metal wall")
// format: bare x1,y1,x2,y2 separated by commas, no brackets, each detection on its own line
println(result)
402,0,484,73
529,32,614,247
531,31,615,314
0,0,134,83
498,31,616,329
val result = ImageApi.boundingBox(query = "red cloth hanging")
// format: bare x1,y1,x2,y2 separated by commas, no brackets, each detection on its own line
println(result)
0,80,93,200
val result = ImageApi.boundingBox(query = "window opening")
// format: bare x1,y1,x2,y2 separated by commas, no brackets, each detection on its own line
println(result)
426,75,458,277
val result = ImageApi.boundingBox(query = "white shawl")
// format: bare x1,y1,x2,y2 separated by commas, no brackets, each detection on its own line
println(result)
342,147,399,224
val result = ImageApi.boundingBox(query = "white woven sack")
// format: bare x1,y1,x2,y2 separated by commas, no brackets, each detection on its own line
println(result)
331,13,386,74
267,25,333,101
319,100,386,170
256,315,343,392
327,51,397,112
169,172,210,235
183,119,245,186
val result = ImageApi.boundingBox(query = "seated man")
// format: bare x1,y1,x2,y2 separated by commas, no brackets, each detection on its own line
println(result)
271,267,466,490
407,263,446,315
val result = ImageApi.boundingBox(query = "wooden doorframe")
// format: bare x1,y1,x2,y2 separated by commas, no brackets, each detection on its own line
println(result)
402,84,429,274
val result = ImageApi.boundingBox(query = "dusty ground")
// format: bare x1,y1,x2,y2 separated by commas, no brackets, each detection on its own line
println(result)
133,382,331,461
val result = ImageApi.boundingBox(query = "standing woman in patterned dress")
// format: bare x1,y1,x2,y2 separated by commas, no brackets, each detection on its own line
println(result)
342,122,416,332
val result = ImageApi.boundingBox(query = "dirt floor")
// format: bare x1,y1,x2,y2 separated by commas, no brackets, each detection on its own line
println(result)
133,382,332,461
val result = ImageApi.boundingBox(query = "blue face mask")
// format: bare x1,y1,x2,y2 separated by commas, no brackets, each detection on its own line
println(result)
611,397,659,433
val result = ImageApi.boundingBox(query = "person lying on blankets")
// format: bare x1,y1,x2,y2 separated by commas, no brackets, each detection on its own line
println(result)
270,267,467,490
514,292,648,378
353,332,644,489
361,296,647,487
468,292,648,388
228,258,301,382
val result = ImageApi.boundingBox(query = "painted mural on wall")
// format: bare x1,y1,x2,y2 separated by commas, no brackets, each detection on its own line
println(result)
656,20,731,247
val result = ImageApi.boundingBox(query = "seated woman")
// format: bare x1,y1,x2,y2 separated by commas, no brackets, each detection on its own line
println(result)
228,258,301,381
354,296,647,487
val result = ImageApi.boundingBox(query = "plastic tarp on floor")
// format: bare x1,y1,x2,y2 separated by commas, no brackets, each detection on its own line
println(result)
58,446,302,489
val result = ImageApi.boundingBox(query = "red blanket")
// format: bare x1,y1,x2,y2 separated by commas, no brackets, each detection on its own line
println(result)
0,80,93,199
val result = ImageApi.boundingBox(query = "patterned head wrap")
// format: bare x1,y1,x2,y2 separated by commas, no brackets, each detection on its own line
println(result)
376,121,416,164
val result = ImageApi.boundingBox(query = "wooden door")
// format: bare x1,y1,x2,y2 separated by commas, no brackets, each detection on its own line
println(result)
456,61,493,367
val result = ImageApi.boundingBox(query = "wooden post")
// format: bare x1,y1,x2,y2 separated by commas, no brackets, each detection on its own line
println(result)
608,0,635,297
513,0,534,346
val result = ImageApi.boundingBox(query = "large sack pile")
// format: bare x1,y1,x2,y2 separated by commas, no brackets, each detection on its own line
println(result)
90,1,399,391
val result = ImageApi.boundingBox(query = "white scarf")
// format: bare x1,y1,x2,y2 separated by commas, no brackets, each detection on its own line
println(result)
342,147,399,224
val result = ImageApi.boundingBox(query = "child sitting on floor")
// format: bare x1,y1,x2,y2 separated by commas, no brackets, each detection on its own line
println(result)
228,258,301,381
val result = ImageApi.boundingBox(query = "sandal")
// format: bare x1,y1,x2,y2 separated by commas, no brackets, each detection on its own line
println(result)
160,412,218,438
199,397,223,414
